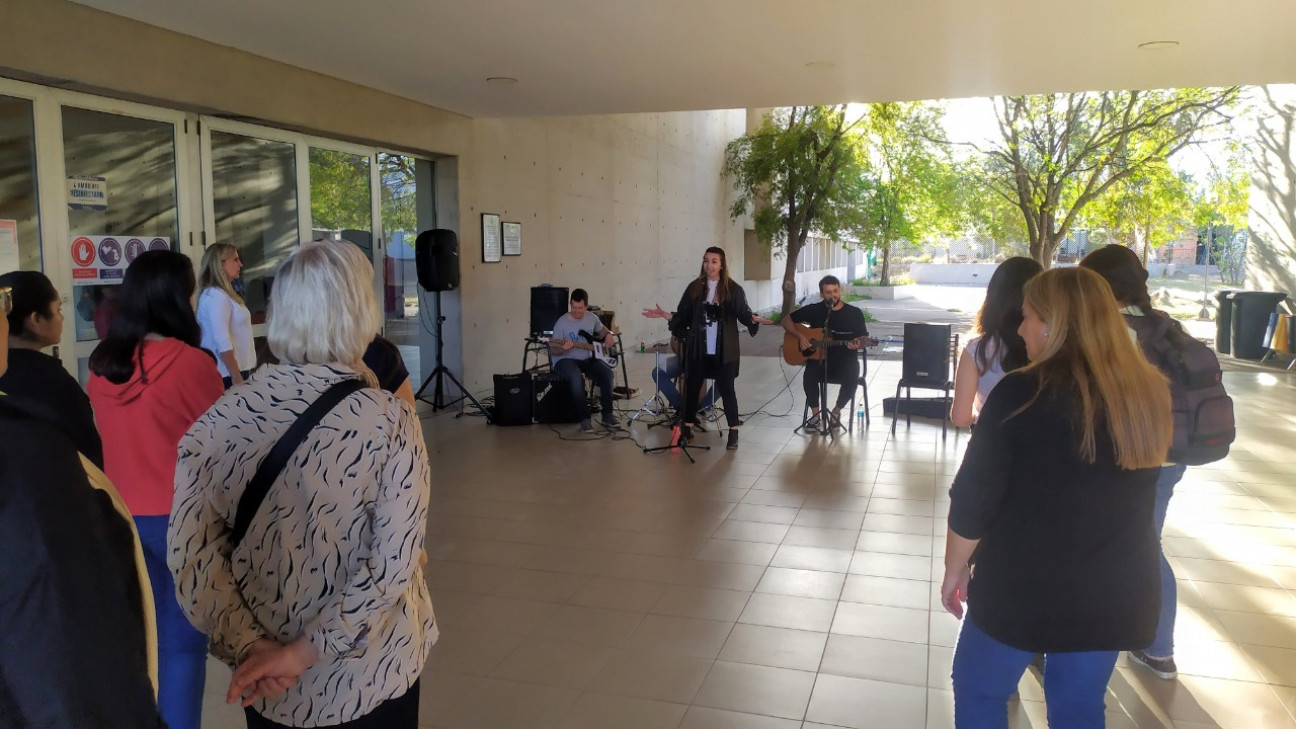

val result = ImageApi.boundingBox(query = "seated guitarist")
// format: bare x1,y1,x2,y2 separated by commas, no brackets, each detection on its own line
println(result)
781,275,870,429
551,288,618,432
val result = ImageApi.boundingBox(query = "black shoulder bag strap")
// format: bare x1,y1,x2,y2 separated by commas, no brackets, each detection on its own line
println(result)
231,379,366,549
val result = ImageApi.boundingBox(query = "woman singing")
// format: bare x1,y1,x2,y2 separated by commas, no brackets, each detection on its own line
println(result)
669,246,771,450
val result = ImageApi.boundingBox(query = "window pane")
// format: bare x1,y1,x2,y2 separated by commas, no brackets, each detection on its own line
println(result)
62,107,179,341
0,95,40,273
210,131,297,318
309,147,371,245
378,152,425,381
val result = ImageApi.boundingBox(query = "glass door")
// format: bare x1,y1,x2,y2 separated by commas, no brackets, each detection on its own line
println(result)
0,94,41,274
59,102,192,382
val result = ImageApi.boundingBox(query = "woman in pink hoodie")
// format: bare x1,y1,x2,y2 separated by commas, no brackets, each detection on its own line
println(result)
88,250,224,729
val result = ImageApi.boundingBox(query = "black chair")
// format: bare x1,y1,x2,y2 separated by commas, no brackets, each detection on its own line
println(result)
891,323,958,439
797,348,871,435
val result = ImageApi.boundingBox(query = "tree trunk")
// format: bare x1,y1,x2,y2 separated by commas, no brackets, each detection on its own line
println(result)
879,242,893,287
1030,230,1064,270
780,232,804,317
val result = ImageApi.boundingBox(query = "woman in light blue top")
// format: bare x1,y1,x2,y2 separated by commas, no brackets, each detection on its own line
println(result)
950,257,1042,427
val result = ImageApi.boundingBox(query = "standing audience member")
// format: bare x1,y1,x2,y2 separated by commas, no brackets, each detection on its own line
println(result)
197,243,256,388
0,290,165,729
942,267,1172,728
950,257,1042,428
0,270,104,466
670,246,773,449
87,250,224,729
1081,243,1193,679
364,334,417,407
170,239,435,729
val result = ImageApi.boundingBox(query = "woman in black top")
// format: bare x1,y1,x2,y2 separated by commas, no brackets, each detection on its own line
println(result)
942,267,1172,728
668,246,771,450
0,270,104,467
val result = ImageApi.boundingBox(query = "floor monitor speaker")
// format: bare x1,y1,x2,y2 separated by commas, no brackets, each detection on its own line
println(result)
533,372,582,423
492,373,533,426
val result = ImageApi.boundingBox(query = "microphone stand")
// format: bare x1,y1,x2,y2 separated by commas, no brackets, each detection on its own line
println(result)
644,305,710,463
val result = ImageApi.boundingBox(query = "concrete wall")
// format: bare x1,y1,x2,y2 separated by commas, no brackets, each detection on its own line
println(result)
1248,85,1296,299
2,0,751,392
910,262,999,285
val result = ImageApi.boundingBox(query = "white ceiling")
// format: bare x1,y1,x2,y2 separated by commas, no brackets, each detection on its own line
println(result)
73,0,1296,118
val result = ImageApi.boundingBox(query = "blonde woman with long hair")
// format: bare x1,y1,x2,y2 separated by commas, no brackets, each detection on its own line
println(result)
941,267,1172,728
197,243,255,388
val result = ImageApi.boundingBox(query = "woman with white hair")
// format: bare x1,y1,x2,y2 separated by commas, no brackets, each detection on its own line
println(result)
169,239,436,728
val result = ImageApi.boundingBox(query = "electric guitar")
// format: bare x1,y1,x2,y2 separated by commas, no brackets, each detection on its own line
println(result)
783,327,879,366
540,334,619,369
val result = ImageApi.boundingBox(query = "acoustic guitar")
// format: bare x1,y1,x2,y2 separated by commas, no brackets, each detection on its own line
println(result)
783,327,879,366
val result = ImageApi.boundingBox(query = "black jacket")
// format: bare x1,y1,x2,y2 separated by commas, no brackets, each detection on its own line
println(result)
0,398,163,729
669,278,759,373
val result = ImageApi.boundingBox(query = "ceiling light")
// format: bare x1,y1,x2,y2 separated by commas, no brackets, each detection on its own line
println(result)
805,61,836,70
1137,40,1180,51
486,76,518,85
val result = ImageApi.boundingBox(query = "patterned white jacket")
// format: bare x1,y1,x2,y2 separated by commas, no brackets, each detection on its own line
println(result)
169,363,436,726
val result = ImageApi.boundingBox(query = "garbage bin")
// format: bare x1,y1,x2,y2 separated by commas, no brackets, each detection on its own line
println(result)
1230,291,1290,360
1215,290,1238,354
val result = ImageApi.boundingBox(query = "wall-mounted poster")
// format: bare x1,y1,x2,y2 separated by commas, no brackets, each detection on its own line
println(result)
70,235,170,341
67,175,108,211
481,213,502,263
502,221,522,256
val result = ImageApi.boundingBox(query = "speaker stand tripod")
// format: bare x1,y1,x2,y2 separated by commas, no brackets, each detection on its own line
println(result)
414,290,489,421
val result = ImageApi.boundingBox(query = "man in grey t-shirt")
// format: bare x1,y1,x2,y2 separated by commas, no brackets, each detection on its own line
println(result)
549,288,618,432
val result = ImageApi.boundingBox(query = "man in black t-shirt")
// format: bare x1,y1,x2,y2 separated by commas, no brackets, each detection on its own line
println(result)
781,275,869,429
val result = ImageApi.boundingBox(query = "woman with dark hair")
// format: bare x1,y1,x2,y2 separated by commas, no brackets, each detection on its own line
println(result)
0,270,103,466
942,267,1172,727
669,246,772,450
88,250,223,729
950,257,1042,427
1080,243,1187,680
0,284,165,729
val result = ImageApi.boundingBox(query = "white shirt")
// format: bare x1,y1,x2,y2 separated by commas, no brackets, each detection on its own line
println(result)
196,287,255,377
705,279,719,355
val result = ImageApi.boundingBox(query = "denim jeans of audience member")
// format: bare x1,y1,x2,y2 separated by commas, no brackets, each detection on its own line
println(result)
953,616,1118,729
652,359,714,412
554,357,614,421
1148,463,1188,657
136,515,208,729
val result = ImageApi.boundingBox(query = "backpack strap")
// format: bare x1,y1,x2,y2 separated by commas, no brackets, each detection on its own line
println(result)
231,379,366,549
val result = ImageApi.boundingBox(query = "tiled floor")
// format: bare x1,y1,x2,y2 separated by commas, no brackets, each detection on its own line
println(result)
200,350,1296,728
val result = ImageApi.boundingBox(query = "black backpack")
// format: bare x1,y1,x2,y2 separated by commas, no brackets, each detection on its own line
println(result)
1125,313,1235,465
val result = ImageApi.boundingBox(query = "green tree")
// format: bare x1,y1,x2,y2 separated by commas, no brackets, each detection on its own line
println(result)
723,106,870,315
1191,147,1251,286
980,88,1240,267
308,148,371,231
1082,163,1192,264
857,101,964,285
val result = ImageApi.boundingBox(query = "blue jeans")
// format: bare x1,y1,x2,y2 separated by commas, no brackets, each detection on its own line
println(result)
1147,463,1187,657
554,357,614,421
952,616,1118,729
136,515,208,729
652,358,714,412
